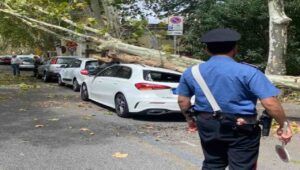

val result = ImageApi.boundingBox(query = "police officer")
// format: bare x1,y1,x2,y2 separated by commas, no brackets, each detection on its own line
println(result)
177,28,293,170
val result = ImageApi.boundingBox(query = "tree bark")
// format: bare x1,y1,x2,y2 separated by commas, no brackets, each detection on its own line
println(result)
89,0,104,29
101,0,121,38
265,0,291,75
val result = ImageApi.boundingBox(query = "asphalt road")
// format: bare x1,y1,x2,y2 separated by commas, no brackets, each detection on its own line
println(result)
0,65,299,170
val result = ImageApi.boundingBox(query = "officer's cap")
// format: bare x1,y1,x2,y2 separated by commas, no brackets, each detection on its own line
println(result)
200,28,241,43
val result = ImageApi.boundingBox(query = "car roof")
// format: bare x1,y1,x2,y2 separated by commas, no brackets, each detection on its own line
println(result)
17,54,34,58
117,63,182,75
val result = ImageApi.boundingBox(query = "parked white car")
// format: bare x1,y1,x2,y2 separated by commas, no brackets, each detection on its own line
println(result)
58,58,101,91
80,63,183,117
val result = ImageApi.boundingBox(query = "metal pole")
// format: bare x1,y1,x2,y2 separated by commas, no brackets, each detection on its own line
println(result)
174,35,177,55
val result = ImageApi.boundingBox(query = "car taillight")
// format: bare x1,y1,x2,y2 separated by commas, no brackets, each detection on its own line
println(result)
80,69,89,75
135,83,171,90
50,58,57,64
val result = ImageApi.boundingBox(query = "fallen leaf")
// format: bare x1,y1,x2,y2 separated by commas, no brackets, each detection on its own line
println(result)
82,115,92,120
35,124,44,128
78,104,85,107
103,112,113,115
112,152,128,158
48,118,59,121
80,128,90,132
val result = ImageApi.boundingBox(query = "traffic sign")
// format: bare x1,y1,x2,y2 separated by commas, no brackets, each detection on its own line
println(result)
168,16,183,35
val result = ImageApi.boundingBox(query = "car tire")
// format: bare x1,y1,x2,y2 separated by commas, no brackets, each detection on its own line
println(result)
73,79,80,92
43,71,50,82
81,83,89,101
58,75,64,86
115,93,130,118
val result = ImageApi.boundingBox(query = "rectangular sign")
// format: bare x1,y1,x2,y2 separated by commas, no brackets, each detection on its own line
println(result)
167,31,183,36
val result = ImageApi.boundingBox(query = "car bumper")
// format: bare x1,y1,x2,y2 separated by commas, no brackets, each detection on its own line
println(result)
129,99,181,114
19,65,34,69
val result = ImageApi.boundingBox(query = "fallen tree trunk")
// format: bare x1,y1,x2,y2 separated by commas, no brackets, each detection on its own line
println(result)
1,2,299,90
92,48,300,91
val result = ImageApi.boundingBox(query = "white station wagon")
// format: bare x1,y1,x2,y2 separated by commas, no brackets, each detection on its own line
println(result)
80,63,183,117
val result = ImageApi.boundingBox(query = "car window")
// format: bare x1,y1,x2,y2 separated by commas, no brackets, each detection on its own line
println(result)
115,66,132,79
70,59,81,68
20,57,34,63
98,66,120,77
85,61,100,74
143,70,181,83
57,58,75,65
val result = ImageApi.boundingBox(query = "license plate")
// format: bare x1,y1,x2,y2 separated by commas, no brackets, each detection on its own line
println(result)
171,88,178,95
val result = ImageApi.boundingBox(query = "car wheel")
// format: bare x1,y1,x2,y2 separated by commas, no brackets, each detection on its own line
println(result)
43,72,50,82
73,79,80,92
115,93,130,118
81,83,89,101
58,75,64,86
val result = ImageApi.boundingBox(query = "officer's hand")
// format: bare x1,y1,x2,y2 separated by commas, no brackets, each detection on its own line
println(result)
187,120,197,133
276,125,293,145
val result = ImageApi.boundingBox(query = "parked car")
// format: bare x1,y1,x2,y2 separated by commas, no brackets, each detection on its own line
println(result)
0,55,12,65
58,58,102,91
37,56,78,82
17,55,35,70
80,63,182,117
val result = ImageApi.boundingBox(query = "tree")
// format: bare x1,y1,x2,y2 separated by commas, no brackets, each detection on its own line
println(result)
0,0,299,90
265,0,291,75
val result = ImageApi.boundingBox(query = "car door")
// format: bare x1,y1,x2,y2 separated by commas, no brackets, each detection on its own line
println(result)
89,66,120,106
106,66,133,105
68,59,81,83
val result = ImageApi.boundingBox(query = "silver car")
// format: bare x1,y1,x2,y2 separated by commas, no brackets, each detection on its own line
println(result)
37,56,78,82
17,55,35,69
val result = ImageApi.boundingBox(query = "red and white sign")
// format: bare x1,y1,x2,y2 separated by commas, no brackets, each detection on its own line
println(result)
66,41,78,52
168,16,184,35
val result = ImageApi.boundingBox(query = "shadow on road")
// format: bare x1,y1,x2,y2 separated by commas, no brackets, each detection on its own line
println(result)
90,100,186,122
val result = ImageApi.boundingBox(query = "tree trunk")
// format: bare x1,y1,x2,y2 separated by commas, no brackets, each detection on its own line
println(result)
101,0,121,38
89,0,104,29
265,0,291,75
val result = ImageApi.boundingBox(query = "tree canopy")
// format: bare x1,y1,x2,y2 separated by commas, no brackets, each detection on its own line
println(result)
0,0,300,75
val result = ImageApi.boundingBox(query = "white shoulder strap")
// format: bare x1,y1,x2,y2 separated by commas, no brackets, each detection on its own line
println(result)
191,64,222,112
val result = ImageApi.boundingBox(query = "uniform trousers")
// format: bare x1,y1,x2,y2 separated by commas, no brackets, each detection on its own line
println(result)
195,114,261,170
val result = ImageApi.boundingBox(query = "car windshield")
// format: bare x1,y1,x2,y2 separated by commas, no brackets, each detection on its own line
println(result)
20,57,34,63
143,70,181,83
57,58,76,64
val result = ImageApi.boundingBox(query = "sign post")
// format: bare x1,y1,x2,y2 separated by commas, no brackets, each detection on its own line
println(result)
167,16,183,55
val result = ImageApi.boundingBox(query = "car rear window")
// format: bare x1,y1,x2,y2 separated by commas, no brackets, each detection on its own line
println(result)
143,70,181,83
85,61,100,74
85,61,99,69
20,57,34,63
57,58,75,64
